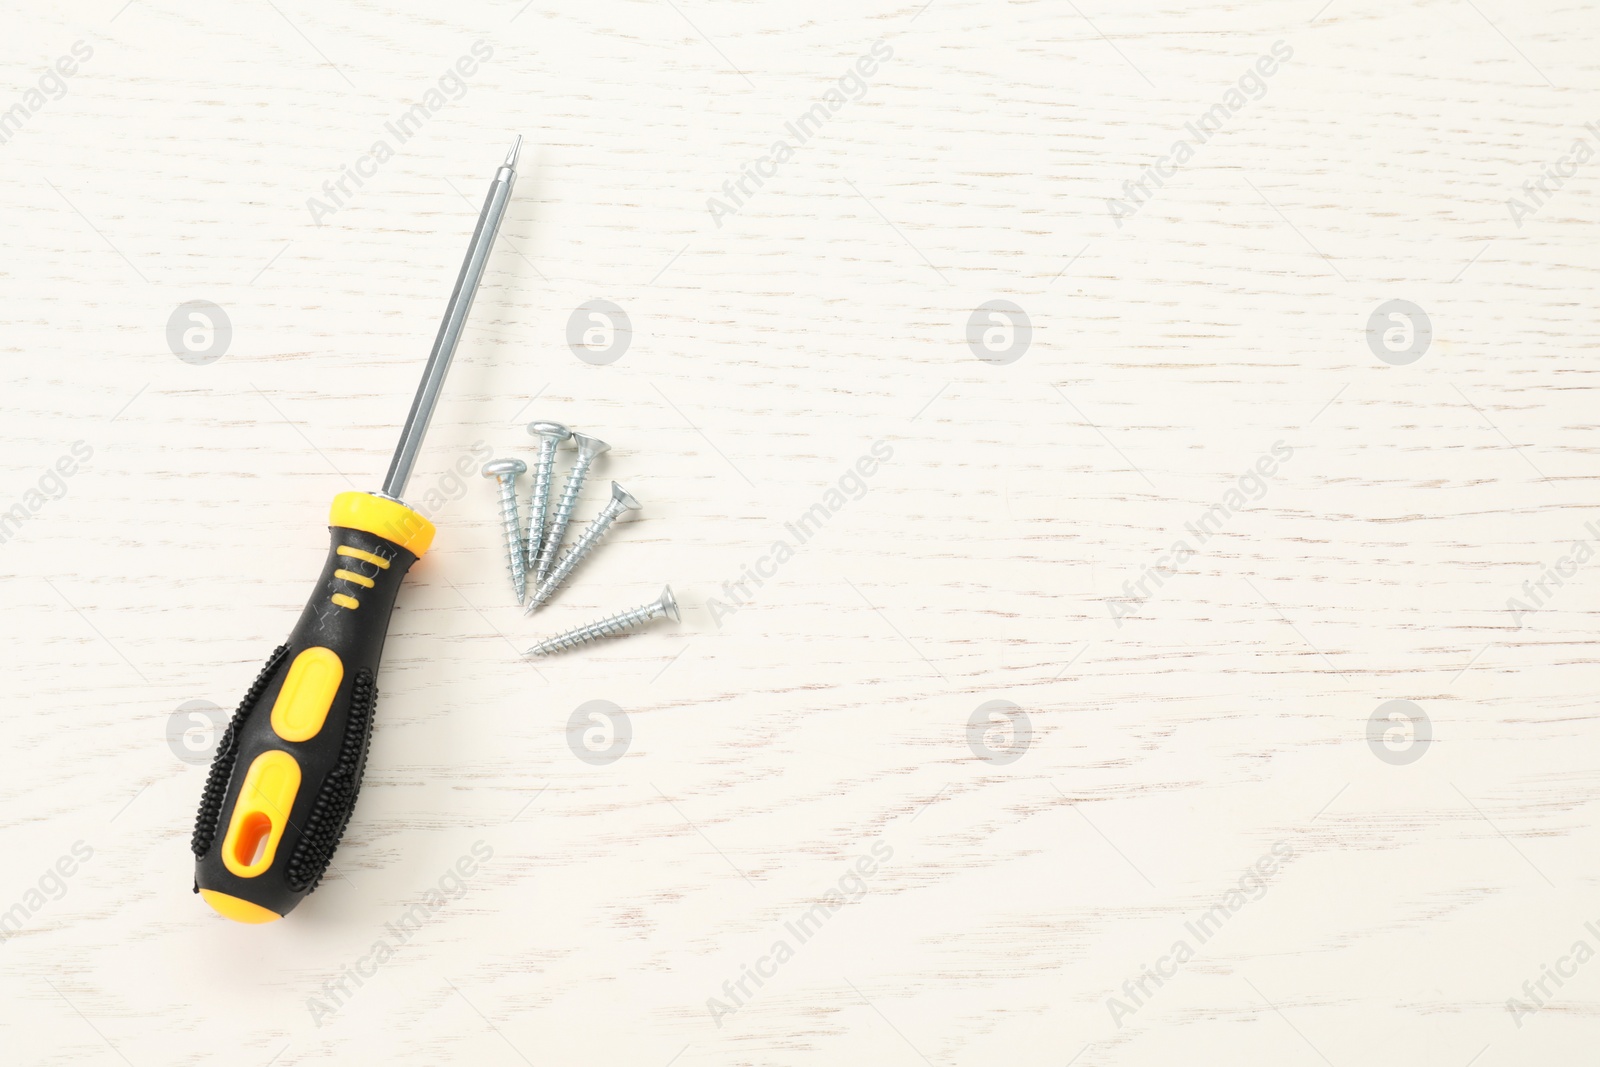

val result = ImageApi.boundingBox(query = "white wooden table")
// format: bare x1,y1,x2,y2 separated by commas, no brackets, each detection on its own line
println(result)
3,0,1597,1063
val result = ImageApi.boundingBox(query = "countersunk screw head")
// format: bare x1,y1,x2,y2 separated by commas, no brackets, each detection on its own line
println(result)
611,481,641,511
526,420,571,442
570,431,610,463
656,585,679,623
481,458,527,478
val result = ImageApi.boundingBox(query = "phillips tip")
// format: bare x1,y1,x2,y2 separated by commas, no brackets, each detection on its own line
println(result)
504,134,522,169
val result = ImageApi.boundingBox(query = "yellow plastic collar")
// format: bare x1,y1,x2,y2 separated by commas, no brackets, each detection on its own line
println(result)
329,492,435,557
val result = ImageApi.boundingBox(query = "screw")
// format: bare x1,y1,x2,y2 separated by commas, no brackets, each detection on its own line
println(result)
523,420,571,573
525,482,641,613
481,458,528,602
534,431,609,585
524,586,679,657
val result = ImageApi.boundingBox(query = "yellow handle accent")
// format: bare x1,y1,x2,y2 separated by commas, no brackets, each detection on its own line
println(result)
329,593,360,611
337,545,391,570
200,889,282,924
220,750,303,879
269,646,345,743
329,491,435,556
333,568,376,589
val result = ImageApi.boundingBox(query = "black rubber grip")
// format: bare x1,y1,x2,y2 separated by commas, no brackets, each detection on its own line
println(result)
191,643,289,859
192,522,419,920
284,666,376,893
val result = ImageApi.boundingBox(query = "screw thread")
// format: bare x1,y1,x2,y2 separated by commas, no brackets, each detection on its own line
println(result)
524,437,560,570
535,457,595,584
525,599,667,656
525,499,625,611
496,477,526,602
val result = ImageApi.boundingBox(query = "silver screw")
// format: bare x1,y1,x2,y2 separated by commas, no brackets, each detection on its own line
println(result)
534,431,609,584
523,420,571,573
525,482,641,613
481,458,527,603
524,586,679,657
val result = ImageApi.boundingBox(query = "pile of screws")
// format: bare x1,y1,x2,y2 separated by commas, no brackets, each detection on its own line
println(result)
482,421,678,658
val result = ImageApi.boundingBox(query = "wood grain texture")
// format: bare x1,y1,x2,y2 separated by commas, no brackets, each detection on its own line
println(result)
2,0,1598,1063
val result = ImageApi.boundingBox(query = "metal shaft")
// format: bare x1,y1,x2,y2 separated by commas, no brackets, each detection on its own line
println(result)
382,137,521,500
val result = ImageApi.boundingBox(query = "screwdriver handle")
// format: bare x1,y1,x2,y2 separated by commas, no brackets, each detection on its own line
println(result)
191,492,434,922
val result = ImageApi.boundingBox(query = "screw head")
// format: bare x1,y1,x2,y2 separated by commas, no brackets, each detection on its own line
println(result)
610,481,641,511
656,585,679,622
526,420,571,442
481,457,527,478
570,431,611,462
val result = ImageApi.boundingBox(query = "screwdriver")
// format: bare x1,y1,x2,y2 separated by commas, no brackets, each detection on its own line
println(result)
191,138,521,923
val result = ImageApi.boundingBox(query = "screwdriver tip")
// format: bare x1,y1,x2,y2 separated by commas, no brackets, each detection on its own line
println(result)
504,134,522,169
